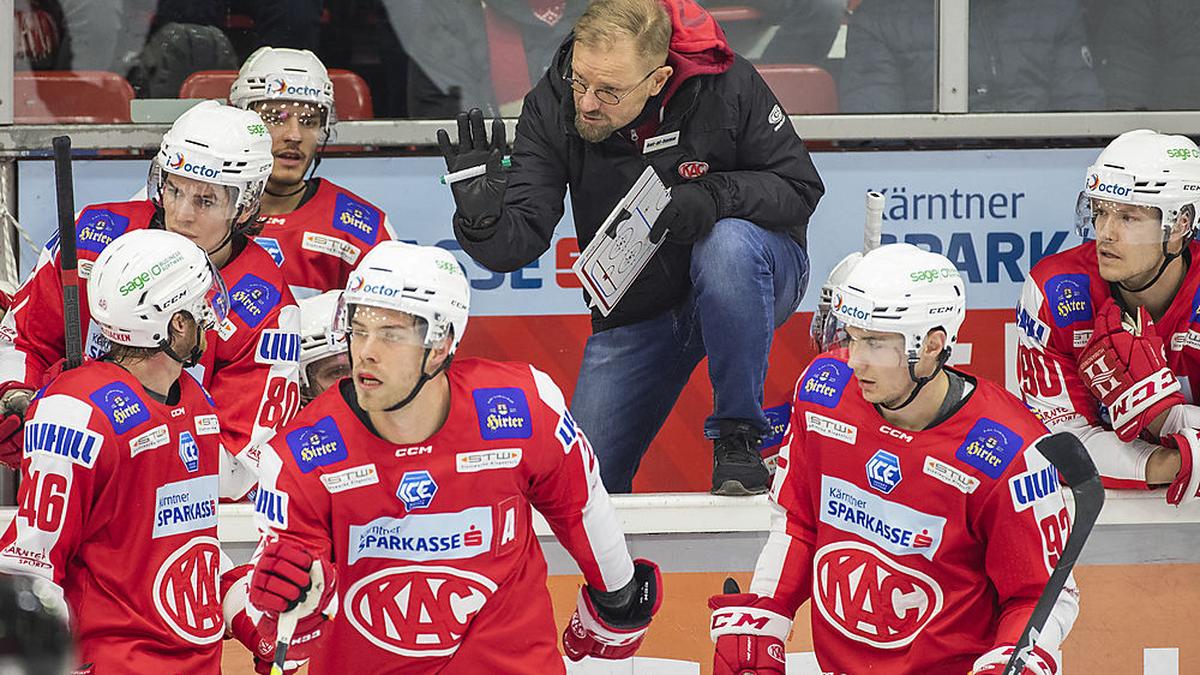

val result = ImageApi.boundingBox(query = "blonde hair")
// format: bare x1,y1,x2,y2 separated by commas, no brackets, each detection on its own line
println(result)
574,0,671,67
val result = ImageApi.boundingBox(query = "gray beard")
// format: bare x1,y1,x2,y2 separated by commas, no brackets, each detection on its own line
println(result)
575,114,615,143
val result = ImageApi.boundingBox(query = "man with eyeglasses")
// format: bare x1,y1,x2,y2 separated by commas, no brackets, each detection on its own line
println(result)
229,47,396,302
440,0,824,496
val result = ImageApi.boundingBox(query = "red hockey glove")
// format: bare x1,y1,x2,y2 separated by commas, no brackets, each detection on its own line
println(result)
970,644,1058,675
709,579,791,675
1077,300,1182,442
563,559,662,661
1163,429,1200,505
247,542,337,670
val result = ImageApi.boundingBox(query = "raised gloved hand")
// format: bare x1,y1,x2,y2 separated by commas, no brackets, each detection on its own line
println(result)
0,358,79,469
247,540,337,669
970,644,1058,675
1077,299,1182,442
437,108,508,231
1163,428,1200,505
709,578,790,675
562,558,662,661
649,180,720,244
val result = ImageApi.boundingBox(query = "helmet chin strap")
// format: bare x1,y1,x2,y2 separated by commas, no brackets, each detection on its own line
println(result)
159,321,205,368
880,349,951,411
1118,233,1191,294
383,350,454,412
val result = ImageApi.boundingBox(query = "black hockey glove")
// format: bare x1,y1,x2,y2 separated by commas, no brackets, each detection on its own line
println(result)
649,180,720,244
562,558,662,660
437,108,508,231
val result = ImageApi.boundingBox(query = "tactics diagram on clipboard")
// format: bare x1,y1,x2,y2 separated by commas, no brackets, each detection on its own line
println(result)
572,165,672,316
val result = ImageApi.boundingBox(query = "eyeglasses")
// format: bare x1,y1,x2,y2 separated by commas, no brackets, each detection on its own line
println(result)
564,66,661,106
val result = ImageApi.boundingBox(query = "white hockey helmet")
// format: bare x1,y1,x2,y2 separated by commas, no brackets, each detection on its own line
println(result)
1077,129,1200,240
830,243,965,362
148,100,274,221
337,241,470,354
87,229,229,348
811,251,863,351
299,289,347,387
230,46,336,132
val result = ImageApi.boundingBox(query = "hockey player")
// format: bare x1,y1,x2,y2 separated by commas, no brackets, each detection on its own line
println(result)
0,230,231,672
0,101,300,499
1017,129,1200,504
230,47,395,300
236,241,660,674
298,289,348,403
710,244,1078,675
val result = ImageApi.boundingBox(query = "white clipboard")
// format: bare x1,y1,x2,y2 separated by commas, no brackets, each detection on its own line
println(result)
572,166,672,316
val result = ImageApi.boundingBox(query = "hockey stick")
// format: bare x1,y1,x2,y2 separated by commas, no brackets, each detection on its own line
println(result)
1002,432,1104,675
863,190,884,252
269,558,327,675
51,136,82,370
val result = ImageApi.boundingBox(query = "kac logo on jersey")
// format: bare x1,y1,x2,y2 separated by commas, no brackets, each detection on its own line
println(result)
76,209,130,254
397,470,437,511
797,358,852,408
332,193,382,245
955,418,1023,479
472,387,532,440
1044,274,1093,328
866,450,902,494
228,274,281,328
89,382,150,434
286,416,348,473
255,237,285,266
178,430,200,473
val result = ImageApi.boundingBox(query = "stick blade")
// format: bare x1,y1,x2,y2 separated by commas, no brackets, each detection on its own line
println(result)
1035,432,1098,488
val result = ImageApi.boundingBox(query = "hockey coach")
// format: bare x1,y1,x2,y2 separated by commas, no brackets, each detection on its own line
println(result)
439,0,824,496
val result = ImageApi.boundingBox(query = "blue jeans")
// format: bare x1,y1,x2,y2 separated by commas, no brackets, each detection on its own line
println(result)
570,218,809,493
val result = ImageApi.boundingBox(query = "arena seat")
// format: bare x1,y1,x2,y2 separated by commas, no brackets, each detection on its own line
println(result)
179,69,375,120
754,63,838,114
13,71,134,124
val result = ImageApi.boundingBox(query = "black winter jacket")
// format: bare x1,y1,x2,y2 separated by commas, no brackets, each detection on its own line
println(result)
454,39,824,332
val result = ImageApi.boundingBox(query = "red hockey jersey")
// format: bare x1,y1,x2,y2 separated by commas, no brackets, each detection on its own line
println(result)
251,358,635,674
0,361,224,673
751,352,1078,674
0,200,302,498
1017,240,1200,488
253,179,393,300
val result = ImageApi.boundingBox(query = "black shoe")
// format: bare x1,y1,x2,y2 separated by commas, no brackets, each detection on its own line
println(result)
711,424,769,496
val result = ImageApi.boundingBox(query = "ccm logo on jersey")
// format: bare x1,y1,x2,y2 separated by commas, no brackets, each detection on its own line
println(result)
880,425,914,443
348,507,493,564
820,476,946,560
923,457,980,494
457,448,522,473
344,566,497,656
154,537,223,645
395,445,432,458
320,464,379,494
813,541,944,649
153,476,218,538
129,424,171,457
805,412,856,444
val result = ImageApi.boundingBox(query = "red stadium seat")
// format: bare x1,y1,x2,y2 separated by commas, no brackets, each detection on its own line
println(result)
754,64,838,114
179,69,375,120
13,71,134,123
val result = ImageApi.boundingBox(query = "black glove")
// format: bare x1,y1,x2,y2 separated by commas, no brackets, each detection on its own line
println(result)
649,180,720,244
437,108,508,230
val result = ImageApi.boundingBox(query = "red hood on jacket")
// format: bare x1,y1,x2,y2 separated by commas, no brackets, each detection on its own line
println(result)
659,0,735,102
